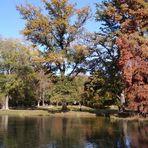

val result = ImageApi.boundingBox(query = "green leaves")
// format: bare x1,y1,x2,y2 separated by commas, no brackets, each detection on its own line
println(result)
50,76,86,103
0,38,37,107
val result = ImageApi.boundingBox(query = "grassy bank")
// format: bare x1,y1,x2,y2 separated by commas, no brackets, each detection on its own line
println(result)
0,105,117,117
0,105,147,121
0,109,49,116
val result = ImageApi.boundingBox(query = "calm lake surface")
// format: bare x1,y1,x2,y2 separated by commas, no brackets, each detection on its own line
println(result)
0,115,147,148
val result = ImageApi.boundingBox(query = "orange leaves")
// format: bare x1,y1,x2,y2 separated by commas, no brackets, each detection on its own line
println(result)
112,0,148,109
117,37,133,67
141,44,148,57
127,84,148,108
97,0,148,109
76,6,90,16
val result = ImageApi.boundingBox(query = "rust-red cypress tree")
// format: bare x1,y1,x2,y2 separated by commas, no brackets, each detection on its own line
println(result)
104,0,148,109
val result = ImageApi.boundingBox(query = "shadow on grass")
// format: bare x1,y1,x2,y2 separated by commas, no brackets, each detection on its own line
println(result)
10,105,119,117
48,108,71,114
36,106,119,117
10,107,38,110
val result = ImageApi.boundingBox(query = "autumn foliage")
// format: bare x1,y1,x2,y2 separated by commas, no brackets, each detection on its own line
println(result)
105,0,148,109
17,0,91,77
0,0,146,110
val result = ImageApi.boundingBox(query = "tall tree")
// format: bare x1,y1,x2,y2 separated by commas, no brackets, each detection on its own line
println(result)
84,0,123,105
17,0,91,78
99,0,148,109
0,38,35,109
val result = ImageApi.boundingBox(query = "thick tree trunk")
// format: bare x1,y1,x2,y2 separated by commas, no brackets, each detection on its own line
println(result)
2,96,9,110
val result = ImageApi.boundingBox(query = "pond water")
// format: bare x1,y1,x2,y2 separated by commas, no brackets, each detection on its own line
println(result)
0,115,147,148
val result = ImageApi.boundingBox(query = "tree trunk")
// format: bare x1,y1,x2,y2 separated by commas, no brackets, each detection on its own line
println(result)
37,100,40,107
42,99,45,107
79,102,82,111
61,101,68,111
56,101,58,106
2,95,9,110
42,97,45,107
42,92,45,107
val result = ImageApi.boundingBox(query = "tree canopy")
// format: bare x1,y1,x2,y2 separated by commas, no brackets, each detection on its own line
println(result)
17,0,91,77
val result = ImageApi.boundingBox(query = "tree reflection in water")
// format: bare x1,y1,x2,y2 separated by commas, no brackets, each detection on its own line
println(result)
0,115,147,148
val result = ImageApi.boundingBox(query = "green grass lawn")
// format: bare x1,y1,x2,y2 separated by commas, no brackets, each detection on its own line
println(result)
0,109,50,116
0,105,147,121
0,105,147,122
0,105,118,117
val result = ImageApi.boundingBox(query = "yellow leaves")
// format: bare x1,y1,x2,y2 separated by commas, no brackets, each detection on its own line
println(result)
22,29,32,36
30,49,39,56
105,5,115,17
74,44,88,56
27,46,45,63
17,0,91,78
46,52,65,64
52,0,68,6
65,4,75,16
120,4,128,12
23,14,51,37
53,18,68,27
43,1,75,28
51,0,62,6
32,15,49,29
67,26,77,34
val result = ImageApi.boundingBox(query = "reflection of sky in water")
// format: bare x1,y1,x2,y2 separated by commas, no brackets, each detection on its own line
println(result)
125,136,131,148
117,136,131,148
85,142,99,148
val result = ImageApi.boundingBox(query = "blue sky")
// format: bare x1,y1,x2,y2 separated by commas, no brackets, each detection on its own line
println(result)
0,0,101,39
